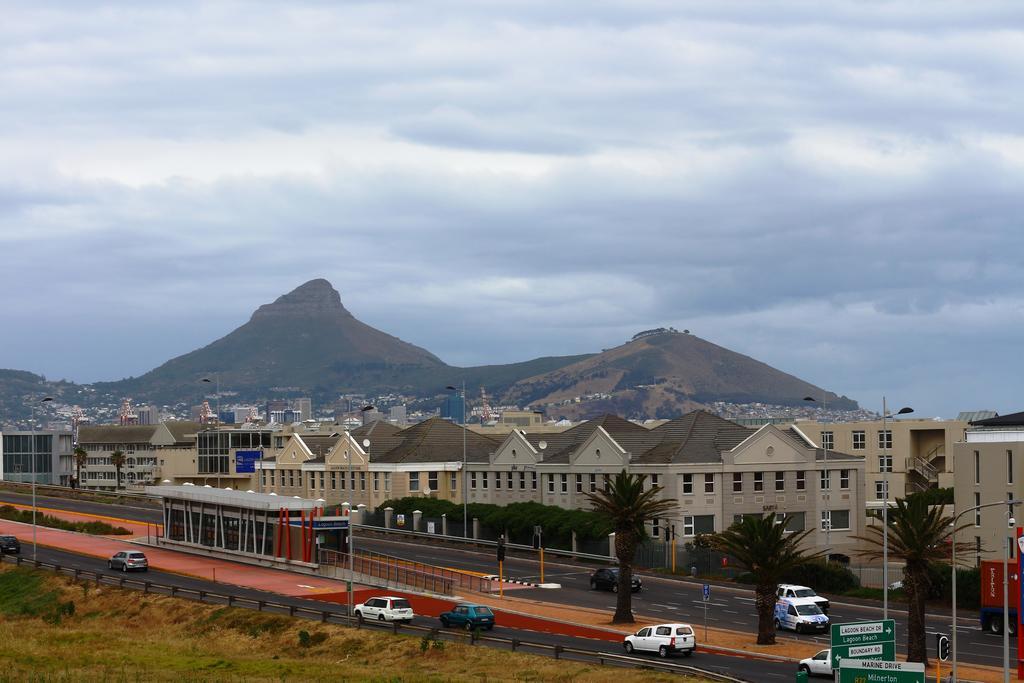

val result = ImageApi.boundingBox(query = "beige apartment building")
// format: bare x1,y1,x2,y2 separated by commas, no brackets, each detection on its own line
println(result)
953,412,1024,567
78,422,201,490
790,417,966,509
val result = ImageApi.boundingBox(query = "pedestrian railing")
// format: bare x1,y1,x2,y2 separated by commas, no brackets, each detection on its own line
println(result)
318,548,495,595
0,553,745,682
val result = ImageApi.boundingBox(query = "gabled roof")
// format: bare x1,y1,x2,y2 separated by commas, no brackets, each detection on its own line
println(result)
162,421,202,444
297,434,342,458
649,410,754,464
78,424,159,445
351,420,402,441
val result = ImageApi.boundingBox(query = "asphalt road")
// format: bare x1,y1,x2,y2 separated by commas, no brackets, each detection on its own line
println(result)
3,489,1008,673
11,543,793,681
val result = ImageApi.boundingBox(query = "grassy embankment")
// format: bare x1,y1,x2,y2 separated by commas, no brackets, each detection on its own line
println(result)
0,564,713,682
0,504,131,535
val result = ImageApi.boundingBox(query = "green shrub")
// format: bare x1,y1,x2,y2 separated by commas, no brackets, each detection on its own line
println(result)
906,487,954,506
298,630,311,648
783,561,860,593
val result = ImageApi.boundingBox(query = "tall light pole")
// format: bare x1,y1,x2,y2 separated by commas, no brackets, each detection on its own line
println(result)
880,398,913,619
804,396,831,554
201,375,220,423
31,397,53,562
446,384,467,538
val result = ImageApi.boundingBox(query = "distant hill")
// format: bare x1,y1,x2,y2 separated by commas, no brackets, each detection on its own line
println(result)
503,330,857,420
0,279,858,423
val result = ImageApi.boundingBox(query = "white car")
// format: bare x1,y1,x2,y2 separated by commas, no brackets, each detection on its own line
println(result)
623,623,696,658
353,596,415,623
774,597,830,634
777,583,829,613
798,649,833,677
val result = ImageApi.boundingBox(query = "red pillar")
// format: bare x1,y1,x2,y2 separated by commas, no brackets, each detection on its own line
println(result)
1017,526,1022,680
275,507,283,558
284,508,292,561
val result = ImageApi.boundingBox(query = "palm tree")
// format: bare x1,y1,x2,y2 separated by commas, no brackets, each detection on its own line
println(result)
854,496,972,665
110,449,125,491
585,469,677,623
709,514,825,644
73,446,87,489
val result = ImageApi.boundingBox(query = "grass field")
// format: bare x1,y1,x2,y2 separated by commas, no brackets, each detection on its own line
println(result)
0,564,712,682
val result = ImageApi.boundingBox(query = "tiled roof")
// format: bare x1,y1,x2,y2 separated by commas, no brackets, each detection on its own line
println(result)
298,434,342,458
647,410,754,464
78,424,159,445
971,411,1024,427
351,420,402,441
370,417,500,464
163,421,202,444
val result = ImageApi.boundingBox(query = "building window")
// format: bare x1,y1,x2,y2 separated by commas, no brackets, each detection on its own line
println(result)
373,472,379,491
704,474,715,494
288,470,294,487
269,470,275,486
779,511,805,532
820,470,831,490
879,454,893,473
350,471,356,490
531,471,537,490
409,471,420,492
976,537,982,566
650,474,660,489
975,492,981,526
682,515,715,537
360,471,366,490
451,472,458,491
590,473,597,493
494,471,502,489
547,474,555,494
821,510,850,531
775,471,785,491
560,473,568,493
1009,450,1015,484
329,471,336,490
821,431,834,450
796,471,805,491
852,431,866,450
733,473,743,493
875,480,889,500
753,472,764,492
840,469,850,490
470,472,477,489
651,518,661,538
427,471,438,492
575,473,583,493
975,450,980,484
520,471,526,490
384,472,390,491
481,472,488,489
683,473,693,495
878,430,892,450
505,471,513,489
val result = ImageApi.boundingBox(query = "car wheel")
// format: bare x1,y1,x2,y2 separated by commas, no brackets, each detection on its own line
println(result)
378,614,386,622
799,665,810,675
683,650,692,657
658,645,669,658
611,583,618,593
122,564,128,573
624,642,634,654
107,561,113,569
440,617,449,627
354,610,363,621
774,618,782,630
464,621,474,632
989,618,1003,634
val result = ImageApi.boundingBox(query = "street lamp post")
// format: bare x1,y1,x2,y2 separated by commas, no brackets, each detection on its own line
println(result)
30,397,53,562
353,409,373,619
950,498,1021,683
446,384,467,538
880,398,913,620
803,396,831,554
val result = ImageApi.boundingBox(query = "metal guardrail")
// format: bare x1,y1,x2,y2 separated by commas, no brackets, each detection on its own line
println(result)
1,553,746,682
330,547,496,595
355,523,618,566
0,481,157,507
319,549,462,595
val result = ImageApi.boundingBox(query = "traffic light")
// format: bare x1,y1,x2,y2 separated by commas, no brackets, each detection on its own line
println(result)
937,634,950,661
496,536,506,563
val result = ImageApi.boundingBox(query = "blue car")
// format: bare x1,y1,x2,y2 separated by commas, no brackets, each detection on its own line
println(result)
439,603,495,631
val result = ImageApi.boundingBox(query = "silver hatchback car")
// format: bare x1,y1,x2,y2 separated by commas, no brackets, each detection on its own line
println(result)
108,550,148,572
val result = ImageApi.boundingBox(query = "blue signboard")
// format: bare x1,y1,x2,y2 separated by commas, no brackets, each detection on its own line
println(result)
235,450,262,474
703,583,711,601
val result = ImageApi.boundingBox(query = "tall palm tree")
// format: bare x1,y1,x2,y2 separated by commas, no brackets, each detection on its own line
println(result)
855,496,973,665
709,514,825,644
585,469,677,623
73,446,87,489
110,449,125,491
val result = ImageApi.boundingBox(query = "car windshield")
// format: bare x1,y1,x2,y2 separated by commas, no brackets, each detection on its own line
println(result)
474,607,493,616
796,604,823,616
391,599,411,610
794,589,816,598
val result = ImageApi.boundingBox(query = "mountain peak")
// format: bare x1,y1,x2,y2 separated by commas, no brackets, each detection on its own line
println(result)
250,278,351,321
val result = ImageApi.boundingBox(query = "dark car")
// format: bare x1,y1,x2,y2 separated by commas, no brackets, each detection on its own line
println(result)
439,603,495,631
0,535,20,554
590,567,642,593
108,550,148,572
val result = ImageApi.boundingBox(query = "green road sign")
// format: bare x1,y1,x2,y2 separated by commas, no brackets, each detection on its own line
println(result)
830,641,897,669
830,620,896,648
837,659,924,683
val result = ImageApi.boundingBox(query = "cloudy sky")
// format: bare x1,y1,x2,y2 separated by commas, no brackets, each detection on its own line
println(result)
2,1,1022,418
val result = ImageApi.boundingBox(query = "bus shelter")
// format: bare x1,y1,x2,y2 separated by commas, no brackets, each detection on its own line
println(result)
146,484,349,564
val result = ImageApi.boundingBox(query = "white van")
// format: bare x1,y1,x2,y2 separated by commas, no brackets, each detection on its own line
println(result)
777,583,830,614
774,597,829,634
